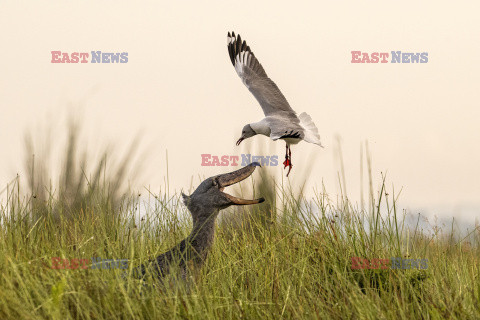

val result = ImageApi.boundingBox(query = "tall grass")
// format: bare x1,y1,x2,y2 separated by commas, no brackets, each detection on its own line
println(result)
22,119,139,222
0,125,479,319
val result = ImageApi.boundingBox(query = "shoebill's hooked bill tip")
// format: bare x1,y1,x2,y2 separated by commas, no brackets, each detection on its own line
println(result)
215,162,264,205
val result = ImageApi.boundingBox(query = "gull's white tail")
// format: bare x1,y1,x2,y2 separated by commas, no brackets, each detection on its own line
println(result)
299,112,323,147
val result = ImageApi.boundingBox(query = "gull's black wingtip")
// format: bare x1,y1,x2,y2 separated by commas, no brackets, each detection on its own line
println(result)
227,32,235,66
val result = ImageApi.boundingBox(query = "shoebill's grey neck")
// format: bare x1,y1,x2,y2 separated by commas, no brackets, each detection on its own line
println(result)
188,208,218,256
136,207,219,279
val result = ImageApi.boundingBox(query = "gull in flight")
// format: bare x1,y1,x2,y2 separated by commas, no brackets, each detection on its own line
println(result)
227,31,323,176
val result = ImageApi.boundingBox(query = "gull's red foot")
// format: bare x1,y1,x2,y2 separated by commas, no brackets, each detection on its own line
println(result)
283,158,293,177
286,163,293,177
283,144,293,176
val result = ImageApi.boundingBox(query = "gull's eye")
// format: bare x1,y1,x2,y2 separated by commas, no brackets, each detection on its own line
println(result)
242,131,245,134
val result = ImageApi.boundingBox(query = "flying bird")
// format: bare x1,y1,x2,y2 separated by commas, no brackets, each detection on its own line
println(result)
227,31,323,176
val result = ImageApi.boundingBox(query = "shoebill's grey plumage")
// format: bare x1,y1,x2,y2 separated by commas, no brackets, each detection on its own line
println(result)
129,163,264,280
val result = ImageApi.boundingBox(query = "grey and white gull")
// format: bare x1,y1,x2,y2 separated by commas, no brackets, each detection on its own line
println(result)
228,31,323,176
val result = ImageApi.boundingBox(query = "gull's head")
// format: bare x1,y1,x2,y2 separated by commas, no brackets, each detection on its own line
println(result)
182,163,264,214
236,124,256,146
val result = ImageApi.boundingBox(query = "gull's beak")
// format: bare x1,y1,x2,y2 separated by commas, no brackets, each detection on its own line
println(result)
236,137,244,146
215,162,264,205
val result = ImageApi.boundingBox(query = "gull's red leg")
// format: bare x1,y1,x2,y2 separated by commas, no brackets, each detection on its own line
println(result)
283,143,290,169
286,145,293,177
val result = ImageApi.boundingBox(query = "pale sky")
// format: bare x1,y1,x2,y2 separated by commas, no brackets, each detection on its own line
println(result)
1,1,479,223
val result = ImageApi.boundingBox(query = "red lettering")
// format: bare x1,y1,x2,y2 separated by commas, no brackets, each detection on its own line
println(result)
351,257,361,269
80,259,89,269
70,259,79,269
360,258,369,269
61,52,71,63
230,156,239,166
370,259,380,269
79,52,89,63
380,259,389,269
51,51,62,63
361,52,371,63
220,155,229,166
71,52,79,63
51,257,62,269
201,154,212,166
351,51,361,63
379,52,389,63
211,156,220,166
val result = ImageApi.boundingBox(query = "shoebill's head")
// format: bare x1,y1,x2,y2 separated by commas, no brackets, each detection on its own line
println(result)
181,163,264,216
